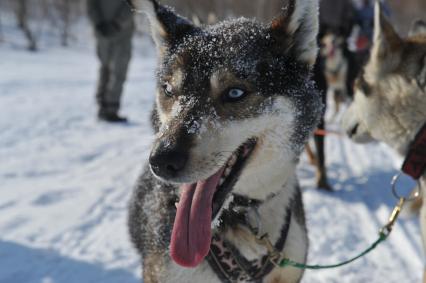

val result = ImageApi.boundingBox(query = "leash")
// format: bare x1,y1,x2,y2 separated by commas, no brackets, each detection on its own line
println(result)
259,122,426,270
256,184,415,270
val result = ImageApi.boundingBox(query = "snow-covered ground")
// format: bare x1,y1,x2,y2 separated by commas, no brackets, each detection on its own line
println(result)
0,32,424,283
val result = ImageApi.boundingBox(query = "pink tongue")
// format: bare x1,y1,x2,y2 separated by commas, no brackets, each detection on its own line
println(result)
170,169,224,268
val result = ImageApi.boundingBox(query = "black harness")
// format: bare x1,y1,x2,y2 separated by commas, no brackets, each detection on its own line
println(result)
401,123,426,180
206,194,292,283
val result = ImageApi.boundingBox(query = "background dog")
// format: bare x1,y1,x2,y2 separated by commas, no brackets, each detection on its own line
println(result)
409,19,426,37
128,0,322,282
322,33,349,116
342,2,426,280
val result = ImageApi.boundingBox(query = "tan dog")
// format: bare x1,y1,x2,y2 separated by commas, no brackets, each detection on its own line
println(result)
342,2,426,280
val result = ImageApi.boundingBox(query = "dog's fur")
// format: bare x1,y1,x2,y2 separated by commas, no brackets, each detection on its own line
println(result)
342,2,426,279
322,33,349,115
128,0,322,282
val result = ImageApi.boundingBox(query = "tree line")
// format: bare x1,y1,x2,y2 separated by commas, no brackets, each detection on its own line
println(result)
0,0,89,50
0,0,424,51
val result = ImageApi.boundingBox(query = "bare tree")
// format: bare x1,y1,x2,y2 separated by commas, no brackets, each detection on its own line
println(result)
56,0,72,46
1,0,425,50
162,0,284,24
15,0,37,51
0,9,3,43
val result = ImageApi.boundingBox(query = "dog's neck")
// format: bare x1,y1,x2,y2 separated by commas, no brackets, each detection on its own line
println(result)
218,173,299,261
218,130,301,257
208,192,293,282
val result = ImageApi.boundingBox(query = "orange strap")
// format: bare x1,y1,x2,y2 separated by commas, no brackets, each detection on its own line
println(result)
314,129,344,137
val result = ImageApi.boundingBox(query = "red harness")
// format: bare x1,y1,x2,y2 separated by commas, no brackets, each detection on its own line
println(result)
401,123,426,179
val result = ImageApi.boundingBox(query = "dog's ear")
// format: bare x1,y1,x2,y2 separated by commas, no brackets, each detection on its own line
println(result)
269,0,319,66
409,20,426,37
366,1,403,80
137,0,199,52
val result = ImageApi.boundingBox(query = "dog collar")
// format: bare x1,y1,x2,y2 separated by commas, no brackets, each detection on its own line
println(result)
206,196,292,283
401,123,426,180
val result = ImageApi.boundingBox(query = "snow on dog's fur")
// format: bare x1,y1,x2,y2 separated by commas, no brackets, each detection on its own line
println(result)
342,2,426,279
128,0,322,282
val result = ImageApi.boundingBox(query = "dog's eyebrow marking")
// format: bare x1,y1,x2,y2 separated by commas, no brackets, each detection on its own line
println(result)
210,70,243,94
171,68,184,89
210,71,221,92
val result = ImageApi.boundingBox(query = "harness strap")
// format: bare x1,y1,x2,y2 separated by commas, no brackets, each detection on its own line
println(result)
402,123,426,179
207,202,292,283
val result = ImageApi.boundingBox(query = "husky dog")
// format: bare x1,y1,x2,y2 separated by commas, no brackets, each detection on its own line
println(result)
128,0,322,282
342,2,426,279
321,33,349,116
409,19,426,37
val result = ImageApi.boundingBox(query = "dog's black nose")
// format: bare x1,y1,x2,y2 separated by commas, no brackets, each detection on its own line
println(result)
149,141,188,178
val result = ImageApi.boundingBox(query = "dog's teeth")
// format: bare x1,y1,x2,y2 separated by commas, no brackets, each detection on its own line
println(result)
219,177,225,186
175,202,179,208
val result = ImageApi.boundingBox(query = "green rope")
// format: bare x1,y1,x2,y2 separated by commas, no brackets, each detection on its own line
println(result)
279,231,389,270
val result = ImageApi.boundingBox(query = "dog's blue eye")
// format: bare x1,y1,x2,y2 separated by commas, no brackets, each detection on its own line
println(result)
225,88,246,102
163,82,173,97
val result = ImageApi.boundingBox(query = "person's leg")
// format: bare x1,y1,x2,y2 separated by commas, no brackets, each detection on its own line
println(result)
104,32,133,117
96,36,113,114
96,67,110,107
313,57,332,191
344,48,357,99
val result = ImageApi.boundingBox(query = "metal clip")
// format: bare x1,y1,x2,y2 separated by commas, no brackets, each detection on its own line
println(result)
255,234,282,266
391,172,421,201
380,197,405,236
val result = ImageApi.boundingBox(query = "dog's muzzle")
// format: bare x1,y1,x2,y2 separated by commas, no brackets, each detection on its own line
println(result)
149,139,189,180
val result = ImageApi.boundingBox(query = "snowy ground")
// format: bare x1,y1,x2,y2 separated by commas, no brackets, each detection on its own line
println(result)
0,33,424,282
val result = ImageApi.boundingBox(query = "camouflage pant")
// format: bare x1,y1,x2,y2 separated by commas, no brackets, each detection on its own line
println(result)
95,32,132,115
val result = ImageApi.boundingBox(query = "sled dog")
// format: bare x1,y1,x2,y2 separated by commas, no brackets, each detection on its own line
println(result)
128,0,322,282
322,33,349,115
342,2,426,280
